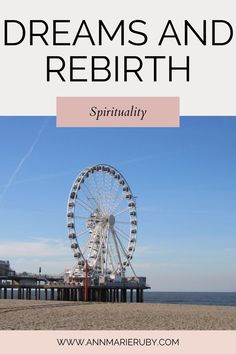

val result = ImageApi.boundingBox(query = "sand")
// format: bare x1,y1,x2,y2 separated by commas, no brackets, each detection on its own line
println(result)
0,300,236,330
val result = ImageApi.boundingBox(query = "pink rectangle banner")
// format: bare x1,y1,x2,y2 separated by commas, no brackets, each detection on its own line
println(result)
0,331,236,354
56,97,179,127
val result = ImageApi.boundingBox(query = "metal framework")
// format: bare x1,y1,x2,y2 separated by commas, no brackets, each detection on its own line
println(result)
67,164,137,283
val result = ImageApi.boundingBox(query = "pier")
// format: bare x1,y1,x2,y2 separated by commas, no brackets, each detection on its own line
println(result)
0,283,148,303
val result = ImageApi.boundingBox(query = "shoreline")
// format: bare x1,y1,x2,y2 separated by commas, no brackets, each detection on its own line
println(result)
0,300,236,330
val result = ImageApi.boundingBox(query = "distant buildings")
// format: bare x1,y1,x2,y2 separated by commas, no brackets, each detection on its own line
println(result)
0,260,15,276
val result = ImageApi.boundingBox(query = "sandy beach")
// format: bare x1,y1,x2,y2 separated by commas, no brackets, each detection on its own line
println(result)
0,300,236,330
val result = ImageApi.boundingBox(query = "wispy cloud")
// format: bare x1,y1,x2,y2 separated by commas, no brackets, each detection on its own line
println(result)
0,238,75,274
0,170,77,188
0,239,69,258
0,120,47,203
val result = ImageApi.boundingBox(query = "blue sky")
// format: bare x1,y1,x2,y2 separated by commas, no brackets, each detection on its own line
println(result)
0,117,235,291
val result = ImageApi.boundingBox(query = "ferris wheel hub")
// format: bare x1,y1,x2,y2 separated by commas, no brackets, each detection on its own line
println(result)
108,214,115,227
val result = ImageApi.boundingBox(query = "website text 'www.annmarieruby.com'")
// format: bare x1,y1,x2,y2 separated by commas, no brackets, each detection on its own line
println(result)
56,337,180,347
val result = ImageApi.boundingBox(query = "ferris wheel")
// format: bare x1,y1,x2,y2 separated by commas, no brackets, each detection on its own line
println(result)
67,164,137,281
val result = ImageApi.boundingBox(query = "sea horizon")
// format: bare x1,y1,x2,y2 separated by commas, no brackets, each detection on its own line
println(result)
143,291,236,306
3,289,236,307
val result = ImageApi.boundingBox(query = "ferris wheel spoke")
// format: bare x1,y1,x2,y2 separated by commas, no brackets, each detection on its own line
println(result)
113,230,136,275
104,228,110,275
107,184,122,213
116,233,136,276
104,192,111,214
91,174,101,205
108,236,120,273
92,172,98,189
109,181,119,196
80,186,98,210
107,173,114,195
110,195,127,214
108,231,120,274
116,220,131,225
111,229,123,271
114,226,131,241
108,196,123,215
93,174,108,214
74,215,89,219
103,192,113,214
113,230,128,258
102,175,112,214
102,172,106,193
76,229,90,237
102,190,112,211
83,181,102,210
106,176,114,212
110,173,116,190
108,183,118,213
76,197,96,212
74,214,103,223
114,227,130,243
107,241,116,273
115,232,136,273
112,229,133,272
113,207,130,217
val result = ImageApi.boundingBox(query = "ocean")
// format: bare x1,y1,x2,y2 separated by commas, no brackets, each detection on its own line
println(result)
144,291,236,306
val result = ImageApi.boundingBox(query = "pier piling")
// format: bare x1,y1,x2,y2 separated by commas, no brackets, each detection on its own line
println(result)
0,283,148,303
